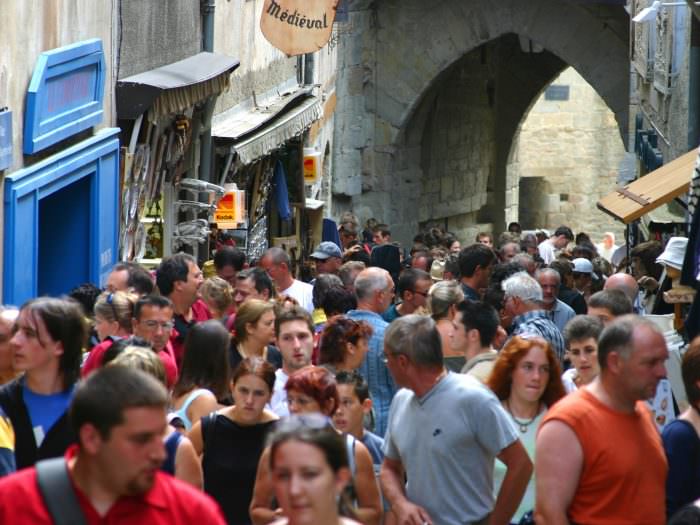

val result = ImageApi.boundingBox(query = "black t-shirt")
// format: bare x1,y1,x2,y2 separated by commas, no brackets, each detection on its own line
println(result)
202,415,277,525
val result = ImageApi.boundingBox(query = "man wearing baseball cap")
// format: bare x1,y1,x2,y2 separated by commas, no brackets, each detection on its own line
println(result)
572,257,595,301
310,241,343,276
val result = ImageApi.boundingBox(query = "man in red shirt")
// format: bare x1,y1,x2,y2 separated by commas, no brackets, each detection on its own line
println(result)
0,365,225,523
81,296,179,388
156,253,211,366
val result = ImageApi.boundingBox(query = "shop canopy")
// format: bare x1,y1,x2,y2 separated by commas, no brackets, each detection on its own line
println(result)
212,85,323,165
597,148,697,224
116,52,240,120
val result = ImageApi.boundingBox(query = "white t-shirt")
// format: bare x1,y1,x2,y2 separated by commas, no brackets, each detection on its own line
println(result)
269,368,290,417
538,239,556,265
280,279,314,313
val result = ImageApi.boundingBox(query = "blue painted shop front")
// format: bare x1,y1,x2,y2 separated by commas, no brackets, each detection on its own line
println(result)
3,39,119,304
3,129,120,304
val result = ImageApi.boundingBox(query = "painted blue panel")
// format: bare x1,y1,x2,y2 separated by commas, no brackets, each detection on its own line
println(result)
4,128,119,305
23,39,105,154
0,110,11,171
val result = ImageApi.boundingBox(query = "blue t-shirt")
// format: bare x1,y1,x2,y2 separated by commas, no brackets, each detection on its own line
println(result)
662,418,700,518
361,430,385,469
22,383,73,447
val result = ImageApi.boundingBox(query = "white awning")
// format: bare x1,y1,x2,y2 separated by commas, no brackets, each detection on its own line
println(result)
212,86,323,165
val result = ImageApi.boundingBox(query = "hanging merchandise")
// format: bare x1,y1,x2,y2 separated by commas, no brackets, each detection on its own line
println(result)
248,216,269,261
273,159,292,222
119,115,194,261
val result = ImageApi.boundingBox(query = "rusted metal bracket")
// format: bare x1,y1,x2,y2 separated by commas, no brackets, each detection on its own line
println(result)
616,186,650,206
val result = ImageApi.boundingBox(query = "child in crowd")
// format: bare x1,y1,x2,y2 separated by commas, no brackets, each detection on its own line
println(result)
333,371,384,473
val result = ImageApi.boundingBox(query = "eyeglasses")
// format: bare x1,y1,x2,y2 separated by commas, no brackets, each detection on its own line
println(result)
142,320,174,331
411,289,429,297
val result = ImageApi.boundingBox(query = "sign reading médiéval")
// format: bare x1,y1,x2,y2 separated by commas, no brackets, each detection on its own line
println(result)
261,0,339,56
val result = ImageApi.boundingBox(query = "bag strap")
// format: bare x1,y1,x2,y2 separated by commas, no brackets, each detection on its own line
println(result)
35,457,87,525
345,433,357,478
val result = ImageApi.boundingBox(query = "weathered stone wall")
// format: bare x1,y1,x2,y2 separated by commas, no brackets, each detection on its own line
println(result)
118,0,201,78
509,68,626,241
332,0,630,247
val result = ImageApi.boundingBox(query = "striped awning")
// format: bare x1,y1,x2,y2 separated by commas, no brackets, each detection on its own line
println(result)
212,86,322,165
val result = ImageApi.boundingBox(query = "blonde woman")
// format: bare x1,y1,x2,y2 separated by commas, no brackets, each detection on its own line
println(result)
201,276,234,319
93,291,137,342
81,291,137,377
427,280,464,365
231,299,282,371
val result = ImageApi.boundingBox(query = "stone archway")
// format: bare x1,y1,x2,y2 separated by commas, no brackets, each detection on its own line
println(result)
333,0,629,244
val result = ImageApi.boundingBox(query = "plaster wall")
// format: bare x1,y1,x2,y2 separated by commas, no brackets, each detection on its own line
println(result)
0,0,114,171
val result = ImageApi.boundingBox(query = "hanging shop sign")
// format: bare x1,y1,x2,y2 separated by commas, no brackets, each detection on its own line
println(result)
0,109,12,171
303,147,321,184
214,184,246,229
260,0,339,55
23,39,105,154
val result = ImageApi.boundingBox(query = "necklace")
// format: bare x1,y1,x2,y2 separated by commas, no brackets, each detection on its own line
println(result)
505,400,540,433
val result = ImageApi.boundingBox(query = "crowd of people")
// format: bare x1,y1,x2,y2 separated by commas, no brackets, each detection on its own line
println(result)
0,215,696,525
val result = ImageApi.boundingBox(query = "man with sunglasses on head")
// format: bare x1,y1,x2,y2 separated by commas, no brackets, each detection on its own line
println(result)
80,296,178,388
382,268,432,323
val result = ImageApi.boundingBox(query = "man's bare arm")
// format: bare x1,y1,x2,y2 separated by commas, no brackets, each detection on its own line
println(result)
534,420,583,525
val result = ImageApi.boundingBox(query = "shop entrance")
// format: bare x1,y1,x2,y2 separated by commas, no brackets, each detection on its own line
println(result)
3,129,120,304
37,176,91,296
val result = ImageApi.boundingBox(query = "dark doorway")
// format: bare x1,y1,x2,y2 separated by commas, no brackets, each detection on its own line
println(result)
38,175,92,296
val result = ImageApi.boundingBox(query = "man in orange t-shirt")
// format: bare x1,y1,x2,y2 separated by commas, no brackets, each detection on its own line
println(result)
535,315,668,525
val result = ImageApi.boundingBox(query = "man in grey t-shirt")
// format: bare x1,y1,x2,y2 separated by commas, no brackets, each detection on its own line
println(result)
380,315,532,525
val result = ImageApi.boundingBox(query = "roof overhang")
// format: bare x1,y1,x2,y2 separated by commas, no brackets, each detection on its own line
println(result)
212,86,322,165
597,148,696,224
116,52,240,120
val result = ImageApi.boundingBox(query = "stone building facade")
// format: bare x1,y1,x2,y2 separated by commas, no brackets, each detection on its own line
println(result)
509,67,627,242
332,0,630,247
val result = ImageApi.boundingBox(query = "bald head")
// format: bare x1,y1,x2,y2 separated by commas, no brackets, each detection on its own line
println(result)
604,273,639,304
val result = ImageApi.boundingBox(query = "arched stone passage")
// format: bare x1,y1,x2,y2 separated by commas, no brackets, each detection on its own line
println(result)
333,0,629,243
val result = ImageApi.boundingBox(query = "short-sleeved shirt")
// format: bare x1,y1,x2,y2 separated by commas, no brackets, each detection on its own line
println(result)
361,430,385,470
82,338,178,389
538,239,556,265
346,309,397,437
383,372,518,524
663,419,700,518
22,384,73,448
547,299,575,333
381,304,401,323
0,446,226,525
511,310,566,364
280,280,314,313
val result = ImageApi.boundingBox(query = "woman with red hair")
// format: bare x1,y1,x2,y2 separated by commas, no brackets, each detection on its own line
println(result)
319,316,372,375
487,334,566,524
249,366,382,525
